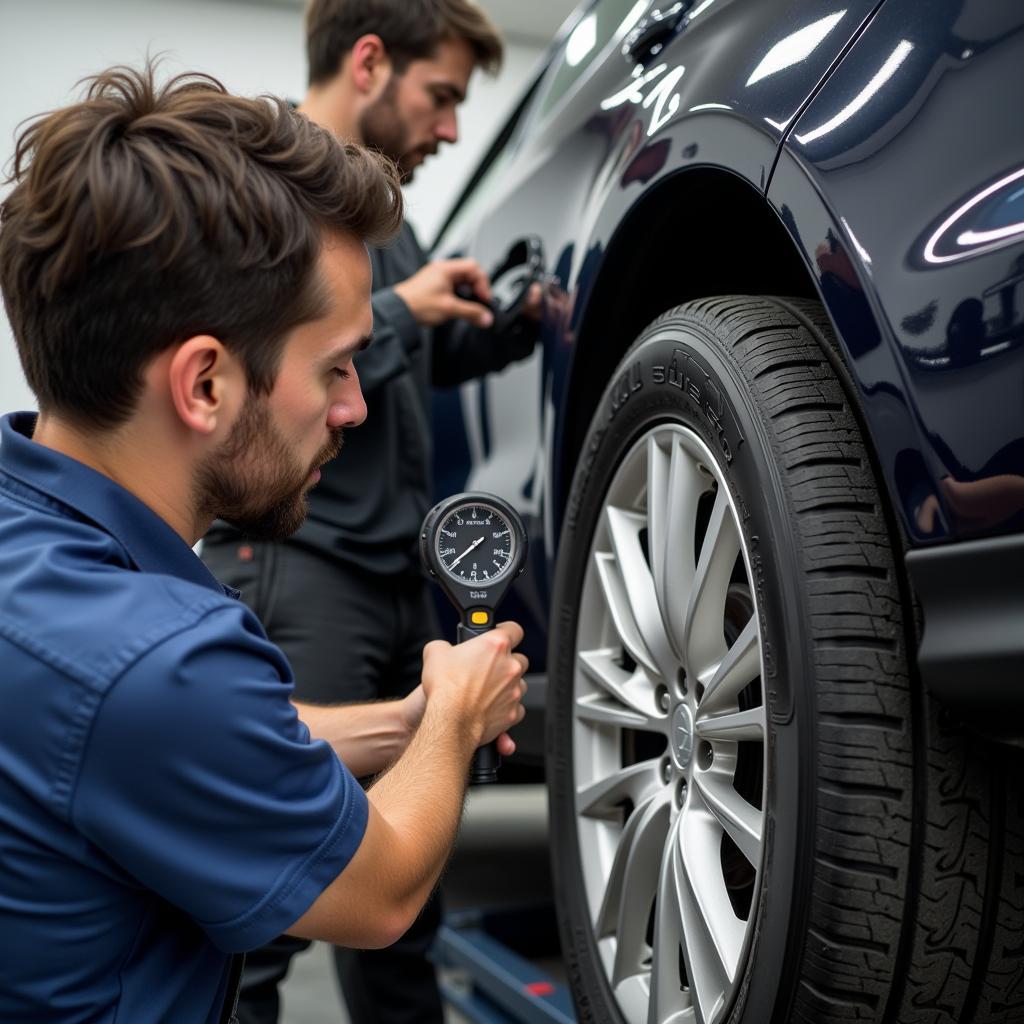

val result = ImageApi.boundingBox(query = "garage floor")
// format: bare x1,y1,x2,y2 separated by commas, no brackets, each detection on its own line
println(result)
280,784,553,1024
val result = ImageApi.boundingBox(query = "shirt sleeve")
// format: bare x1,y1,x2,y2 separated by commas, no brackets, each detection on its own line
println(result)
71,603,368,954
431,315,539,388
354,287,422,394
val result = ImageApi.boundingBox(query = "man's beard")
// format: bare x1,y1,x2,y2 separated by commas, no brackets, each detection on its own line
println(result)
196,396,343,542
358,77,434,182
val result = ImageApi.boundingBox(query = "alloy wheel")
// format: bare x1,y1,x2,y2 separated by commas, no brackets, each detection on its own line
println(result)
572,423,767,1024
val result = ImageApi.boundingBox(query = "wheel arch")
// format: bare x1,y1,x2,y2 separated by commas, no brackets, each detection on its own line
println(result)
553,167,821,534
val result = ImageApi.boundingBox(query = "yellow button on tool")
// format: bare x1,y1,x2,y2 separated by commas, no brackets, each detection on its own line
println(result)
471,610,490,626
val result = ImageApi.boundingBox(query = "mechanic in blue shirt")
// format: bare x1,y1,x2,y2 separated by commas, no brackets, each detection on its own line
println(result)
0,64,527,1023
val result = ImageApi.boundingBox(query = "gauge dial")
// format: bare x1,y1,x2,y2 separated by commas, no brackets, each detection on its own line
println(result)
435,502,516,584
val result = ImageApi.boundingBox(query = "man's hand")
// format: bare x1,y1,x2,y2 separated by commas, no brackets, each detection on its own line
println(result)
398,684,427,736
521,282,543,322
400,681,517,757
393,258,494,329
420,621,528,749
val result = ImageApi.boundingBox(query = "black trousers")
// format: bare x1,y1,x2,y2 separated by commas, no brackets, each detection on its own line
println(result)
201,538,445,1024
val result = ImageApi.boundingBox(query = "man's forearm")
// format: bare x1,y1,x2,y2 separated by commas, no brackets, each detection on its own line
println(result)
364,699,477,914
284,630,525,949
283,697,476,949
293,700,412,778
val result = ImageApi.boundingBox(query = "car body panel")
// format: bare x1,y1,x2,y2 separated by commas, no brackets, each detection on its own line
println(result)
775,0,1024,544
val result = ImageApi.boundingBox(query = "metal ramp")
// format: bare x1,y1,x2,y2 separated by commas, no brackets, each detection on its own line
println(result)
434,904,575,1024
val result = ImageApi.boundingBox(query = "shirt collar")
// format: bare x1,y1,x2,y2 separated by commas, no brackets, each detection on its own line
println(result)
0,412,228,596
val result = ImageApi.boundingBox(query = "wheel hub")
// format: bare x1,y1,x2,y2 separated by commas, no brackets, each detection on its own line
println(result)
670,702,695,770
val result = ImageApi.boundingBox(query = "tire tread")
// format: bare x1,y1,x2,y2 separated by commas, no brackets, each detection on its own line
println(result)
672,297,1010,1024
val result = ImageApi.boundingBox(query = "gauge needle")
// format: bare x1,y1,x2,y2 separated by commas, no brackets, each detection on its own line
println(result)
449,536,485,569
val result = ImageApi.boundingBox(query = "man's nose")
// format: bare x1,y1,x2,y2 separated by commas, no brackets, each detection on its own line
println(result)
328,369,367,428
436,109,458,145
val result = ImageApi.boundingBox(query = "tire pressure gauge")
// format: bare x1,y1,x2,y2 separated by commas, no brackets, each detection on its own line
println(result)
420,492,528,783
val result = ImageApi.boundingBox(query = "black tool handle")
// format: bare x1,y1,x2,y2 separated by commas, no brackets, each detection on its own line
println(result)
457,621,501,784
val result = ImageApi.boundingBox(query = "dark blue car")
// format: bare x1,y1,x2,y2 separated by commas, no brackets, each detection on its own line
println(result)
432,2,1024,1021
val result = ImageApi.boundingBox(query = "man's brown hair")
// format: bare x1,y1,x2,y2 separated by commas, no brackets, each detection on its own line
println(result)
306,0,503,85
0,63,402,428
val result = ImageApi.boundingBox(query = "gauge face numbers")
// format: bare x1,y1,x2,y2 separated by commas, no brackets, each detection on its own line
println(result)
435,503,516,584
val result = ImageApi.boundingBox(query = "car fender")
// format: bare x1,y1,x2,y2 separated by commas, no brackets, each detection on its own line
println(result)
773,0,1024,545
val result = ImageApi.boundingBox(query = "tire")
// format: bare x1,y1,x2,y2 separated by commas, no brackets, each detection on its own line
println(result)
546,296,1022,1024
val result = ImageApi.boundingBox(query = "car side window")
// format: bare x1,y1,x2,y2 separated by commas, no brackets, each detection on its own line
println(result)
534,0,649,120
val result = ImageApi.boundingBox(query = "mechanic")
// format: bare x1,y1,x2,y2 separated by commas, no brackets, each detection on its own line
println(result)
0,64,527,1023
200,2,541,1022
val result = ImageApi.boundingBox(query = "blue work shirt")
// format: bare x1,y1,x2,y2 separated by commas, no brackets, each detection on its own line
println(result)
0,412,368,1022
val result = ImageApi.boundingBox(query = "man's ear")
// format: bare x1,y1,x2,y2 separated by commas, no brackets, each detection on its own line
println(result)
349,34,392,94
167,336,240,436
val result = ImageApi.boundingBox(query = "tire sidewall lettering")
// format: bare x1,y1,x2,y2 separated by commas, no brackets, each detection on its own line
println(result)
650,343,745,469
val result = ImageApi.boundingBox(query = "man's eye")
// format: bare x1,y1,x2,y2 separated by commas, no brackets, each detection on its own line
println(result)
332,367,351,380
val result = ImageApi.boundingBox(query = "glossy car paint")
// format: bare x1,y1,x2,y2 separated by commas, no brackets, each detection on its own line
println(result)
433,0,1024,669
775,0,1024,544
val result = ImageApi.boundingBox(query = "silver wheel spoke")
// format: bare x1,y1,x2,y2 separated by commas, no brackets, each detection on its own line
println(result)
597,789,667,938
694,705,765,742
578,648,660,720
577,693,655,730
683,487,740,680
679,804,746,1019
595,551,660,679
578,759,662,819
649,436,704,663
699,617,759,715
693,772,762,868
616,976,660,1024
606,791,673,984
648,816,694,1024
645,433,671,606
606,505,676,680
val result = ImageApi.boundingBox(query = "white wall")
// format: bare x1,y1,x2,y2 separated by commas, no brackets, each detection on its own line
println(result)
0,0,545,414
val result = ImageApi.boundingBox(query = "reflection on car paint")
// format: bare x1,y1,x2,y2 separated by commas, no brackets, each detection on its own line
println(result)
744,10,848,87
622,138,671,186
903,249,1024,370
921,165,1024,265
814,228,881,357
566,11,599,68
839,216,872,267
599,62,687,137
621,1,689,64
600,62,672,110
643,66,686,135
793,39,915,145
686,0,719,21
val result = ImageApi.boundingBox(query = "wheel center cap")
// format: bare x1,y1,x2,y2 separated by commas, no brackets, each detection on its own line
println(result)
671,703,695,769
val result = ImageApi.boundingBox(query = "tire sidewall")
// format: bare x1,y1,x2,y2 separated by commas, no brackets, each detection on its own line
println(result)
547,309,818,1024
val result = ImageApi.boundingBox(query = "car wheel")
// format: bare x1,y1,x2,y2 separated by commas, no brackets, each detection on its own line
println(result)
546,296,1023,1024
